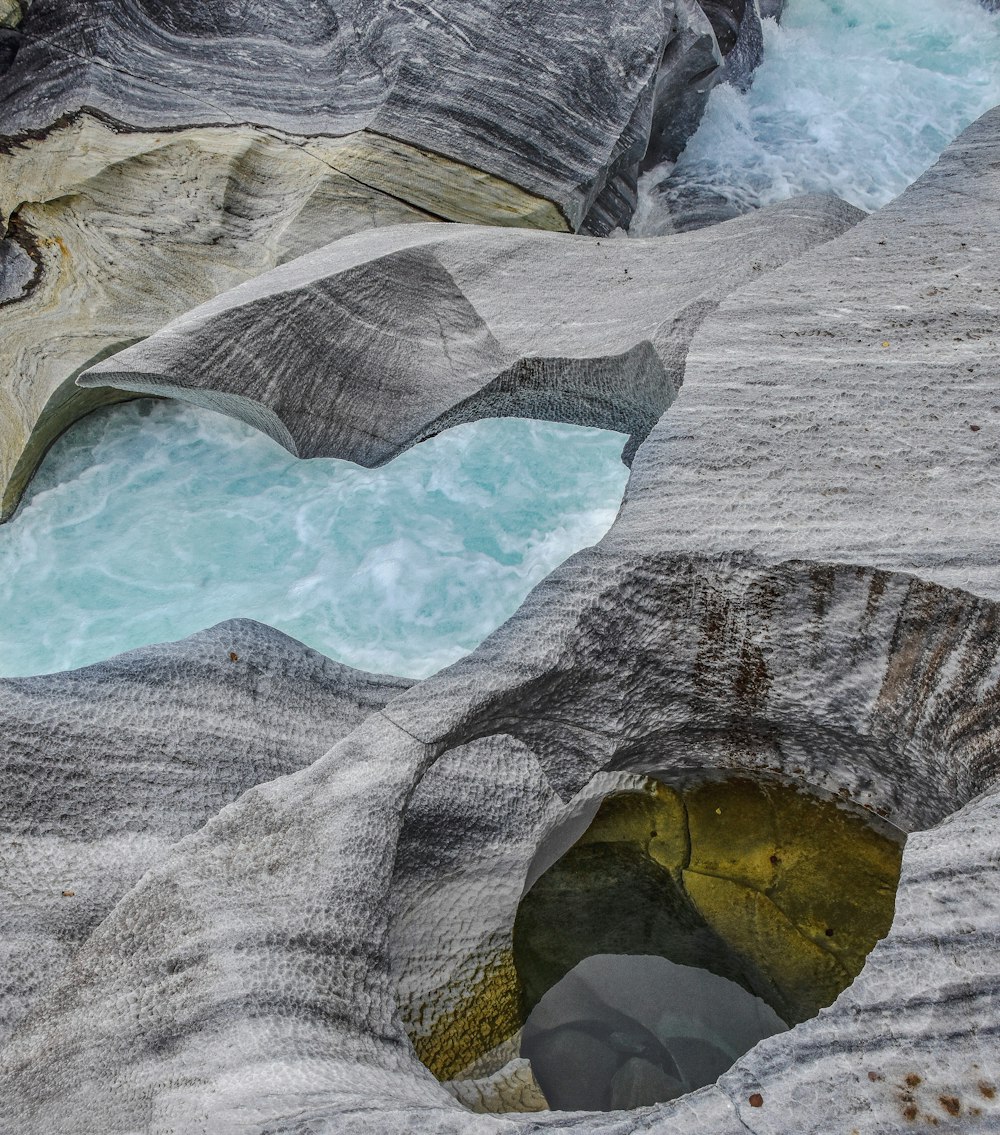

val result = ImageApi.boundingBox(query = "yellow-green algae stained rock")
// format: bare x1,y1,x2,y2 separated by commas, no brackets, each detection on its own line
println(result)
514,775,902,1031
408,949,523,1083
683,777,903,1024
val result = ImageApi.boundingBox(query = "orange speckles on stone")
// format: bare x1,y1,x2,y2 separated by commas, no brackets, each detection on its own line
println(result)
749,1093,763,1108
939,1096,960,1117
868,1071,883,1082
906,1074,923,1088
902,1104,918,1122
979,1081,996,1100
61,890,75,897
229,651,239,662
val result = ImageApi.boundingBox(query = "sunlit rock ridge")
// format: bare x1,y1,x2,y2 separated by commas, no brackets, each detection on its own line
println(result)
2,2,1000,1135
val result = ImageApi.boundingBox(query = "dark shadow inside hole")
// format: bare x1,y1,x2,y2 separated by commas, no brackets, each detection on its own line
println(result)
512,773,904,1111
521,954,786,1111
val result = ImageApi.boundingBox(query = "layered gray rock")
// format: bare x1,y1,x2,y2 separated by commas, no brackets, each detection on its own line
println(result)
81,194,864,469
0,619,411,1046
0,0,768,521
4,69,1000,1135
1,0,757,232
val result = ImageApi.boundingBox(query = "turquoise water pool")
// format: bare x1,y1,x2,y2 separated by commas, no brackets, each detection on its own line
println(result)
0,402,629,677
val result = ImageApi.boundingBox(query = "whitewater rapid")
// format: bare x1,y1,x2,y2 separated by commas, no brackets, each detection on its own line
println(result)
633,0,1000,231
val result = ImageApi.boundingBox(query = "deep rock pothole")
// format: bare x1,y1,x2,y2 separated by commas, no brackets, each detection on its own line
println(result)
408,771,904,1114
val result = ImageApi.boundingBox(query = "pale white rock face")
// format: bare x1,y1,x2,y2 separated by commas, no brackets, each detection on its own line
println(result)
4,555,1000,1134
0,619,411,1046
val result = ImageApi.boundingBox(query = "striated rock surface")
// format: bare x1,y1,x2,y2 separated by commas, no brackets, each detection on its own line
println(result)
0,0,769,520
3,554,1000,1134
0,619,411,1046
3,57,1000,1135
0,116,437,522
1,0,759,231
618,103,1000,599
82,195,863,470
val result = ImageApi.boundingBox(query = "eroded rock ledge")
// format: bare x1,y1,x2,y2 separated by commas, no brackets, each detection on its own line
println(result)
0,0,764,520
81,195,862,470
2,554,999,1134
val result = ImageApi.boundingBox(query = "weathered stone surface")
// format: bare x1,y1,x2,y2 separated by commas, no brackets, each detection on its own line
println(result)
0,618,411,1046
0,0,751,231
4,555,1000,1134
619,104,1000,599
0,0,772,520
81,195,863,471
4,75,1000,1135
513,777,902,1030
0,115,437,521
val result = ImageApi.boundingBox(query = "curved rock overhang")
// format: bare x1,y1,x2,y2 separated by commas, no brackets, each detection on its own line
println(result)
0,0,766,520
3,552,999,1133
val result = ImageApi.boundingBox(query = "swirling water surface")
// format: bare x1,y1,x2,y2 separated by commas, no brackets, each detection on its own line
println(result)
634,0,1000,229
1,402,628,678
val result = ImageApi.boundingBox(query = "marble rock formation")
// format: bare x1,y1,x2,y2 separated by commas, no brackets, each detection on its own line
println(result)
81,194,863,470
0,619,411,1048
618,102,1000,600
2,105,1000,1134
0,0,764,520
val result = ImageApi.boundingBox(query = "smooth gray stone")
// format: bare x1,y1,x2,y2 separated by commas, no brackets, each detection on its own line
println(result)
81,194,864,470
0,619,411,1046
618,103,1000,600
0,232,34,302
0,0,752,233
6,82,1000,1135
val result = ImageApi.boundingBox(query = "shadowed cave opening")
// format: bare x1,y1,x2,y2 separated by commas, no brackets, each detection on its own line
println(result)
426,771,905,1115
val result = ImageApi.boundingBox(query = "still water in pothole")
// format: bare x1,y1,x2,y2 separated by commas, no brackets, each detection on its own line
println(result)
0,401,629,677
521,954,786,1111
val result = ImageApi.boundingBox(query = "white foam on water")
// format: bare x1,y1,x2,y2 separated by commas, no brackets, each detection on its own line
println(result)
0,402,629,678
633,0,1000,229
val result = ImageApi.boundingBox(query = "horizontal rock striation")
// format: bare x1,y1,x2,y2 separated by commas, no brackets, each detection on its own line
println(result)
616,104,1000,598
0,0,757,231
0,619,410,1046
81,195,863,471
4,58,1000,1135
